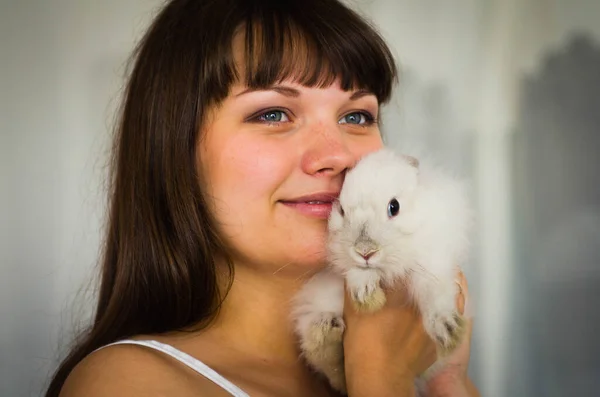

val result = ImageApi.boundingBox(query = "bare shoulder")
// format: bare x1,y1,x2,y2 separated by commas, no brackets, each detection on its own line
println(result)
60,342,229,397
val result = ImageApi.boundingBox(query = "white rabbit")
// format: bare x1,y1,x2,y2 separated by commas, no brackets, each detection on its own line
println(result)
291,147,472,394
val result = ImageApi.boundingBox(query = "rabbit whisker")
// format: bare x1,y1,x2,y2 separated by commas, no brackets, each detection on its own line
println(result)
272,261,295,275
411,263,439,283
294,268,318,283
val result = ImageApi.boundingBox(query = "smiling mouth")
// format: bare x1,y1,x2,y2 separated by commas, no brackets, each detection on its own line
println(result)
280,193,339,219
280,201,334,219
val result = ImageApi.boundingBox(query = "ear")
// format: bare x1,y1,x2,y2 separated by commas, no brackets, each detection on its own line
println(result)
402,155,420,169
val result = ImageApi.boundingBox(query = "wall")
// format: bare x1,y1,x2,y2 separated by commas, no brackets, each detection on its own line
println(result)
2,1,599,396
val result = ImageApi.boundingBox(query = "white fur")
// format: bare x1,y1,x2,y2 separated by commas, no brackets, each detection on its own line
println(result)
290,147,473,393
291,269,345,340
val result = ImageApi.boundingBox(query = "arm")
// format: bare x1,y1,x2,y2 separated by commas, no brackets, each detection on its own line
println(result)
424,376,480,397
346,371,416,397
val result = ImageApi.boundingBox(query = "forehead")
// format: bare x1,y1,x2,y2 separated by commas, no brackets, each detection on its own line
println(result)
226,23,390,102
226,78,377,101
226,31,379,102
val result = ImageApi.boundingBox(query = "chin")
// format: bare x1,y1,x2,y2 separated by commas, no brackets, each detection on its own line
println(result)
301,254,328,269
258,223,330,275
294,243,329,266
277,242,329,276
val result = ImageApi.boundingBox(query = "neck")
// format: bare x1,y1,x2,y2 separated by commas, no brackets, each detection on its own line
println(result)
209,263,317,366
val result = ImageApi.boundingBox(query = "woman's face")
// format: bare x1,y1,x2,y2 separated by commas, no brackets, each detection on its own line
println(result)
198,79,383,275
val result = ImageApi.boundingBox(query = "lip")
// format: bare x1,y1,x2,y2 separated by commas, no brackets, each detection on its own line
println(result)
280,192,340,219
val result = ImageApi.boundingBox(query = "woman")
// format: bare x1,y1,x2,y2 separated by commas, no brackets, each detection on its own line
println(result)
47,0,479,395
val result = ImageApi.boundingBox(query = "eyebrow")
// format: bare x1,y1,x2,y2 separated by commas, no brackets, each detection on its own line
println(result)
235,86,300,98
235,86,375,100
348,89,374,100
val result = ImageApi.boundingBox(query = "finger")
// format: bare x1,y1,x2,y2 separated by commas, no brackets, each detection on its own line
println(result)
455,270,472,318
383,279,412,307
454,313,474,362
438,310,474,369
455,280,465,314
458,271,469,297
458,271,474,349
459,271,473,319
455,271,465,314
451,272,474,357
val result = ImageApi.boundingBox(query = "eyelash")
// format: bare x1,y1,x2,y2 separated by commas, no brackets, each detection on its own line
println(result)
248,109,378,127
248,108,292,126
340,110,377,127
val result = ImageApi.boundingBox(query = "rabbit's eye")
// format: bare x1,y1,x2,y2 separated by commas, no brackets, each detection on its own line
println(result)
338,204,345,217
387,198,400,218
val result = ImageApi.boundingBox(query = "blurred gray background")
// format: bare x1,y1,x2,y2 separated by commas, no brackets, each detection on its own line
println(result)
2,0,599,396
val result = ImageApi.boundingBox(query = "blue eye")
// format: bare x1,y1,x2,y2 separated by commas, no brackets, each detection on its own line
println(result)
257,110,289,123
339,112,373,125
387,198,400,218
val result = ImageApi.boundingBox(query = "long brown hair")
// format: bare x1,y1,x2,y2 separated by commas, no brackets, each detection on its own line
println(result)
45,0,397,394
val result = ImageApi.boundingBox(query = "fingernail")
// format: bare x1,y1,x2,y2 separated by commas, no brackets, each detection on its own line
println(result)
463,286,473,319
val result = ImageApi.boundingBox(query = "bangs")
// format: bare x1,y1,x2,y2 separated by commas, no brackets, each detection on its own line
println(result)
216,1,398,104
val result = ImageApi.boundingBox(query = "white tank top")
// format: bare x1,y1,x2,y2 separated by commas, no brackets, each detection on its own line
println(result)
96,339,250,396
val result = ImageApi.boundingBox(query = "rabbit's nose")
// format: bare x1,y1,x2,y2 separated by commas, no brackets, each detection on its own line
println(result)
356,248,378,261
361,252,375,260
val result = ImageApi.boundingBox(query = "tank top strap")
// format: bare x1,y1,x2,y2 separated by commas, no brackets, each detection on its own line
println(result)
96,339,250,397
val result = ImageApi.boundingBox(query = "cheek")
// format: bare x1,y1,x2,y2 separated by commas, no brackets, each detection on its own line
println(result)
200,133,295,249
206,136,291,202
348,133,384,160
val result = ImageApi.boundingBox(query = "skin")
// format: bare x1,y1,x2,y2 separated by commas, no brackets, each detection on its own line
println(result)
197,79,478,396
61,78,480,396
345,272,479,397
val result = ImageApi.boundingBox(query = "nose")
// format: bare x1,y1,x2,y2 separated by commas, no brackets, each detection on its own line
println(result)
355,247,378,261
361,251,376,260
300,121,355,176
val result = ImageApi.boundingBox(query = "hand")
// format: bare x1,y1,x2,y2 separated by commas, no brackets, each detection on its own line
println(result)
342,278,438,397
423,271,480,397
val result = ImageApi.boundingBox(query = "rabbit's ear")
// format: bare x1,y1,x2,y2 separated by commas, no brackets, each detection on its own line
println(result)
402,155,420,169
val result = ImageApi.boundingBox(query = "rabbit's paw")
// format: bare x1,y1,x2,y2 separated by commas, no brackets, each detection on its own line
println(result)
346,269,386,313
427,311,466,354
302,314,346,393
352,285,386,313
304,314,345,350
